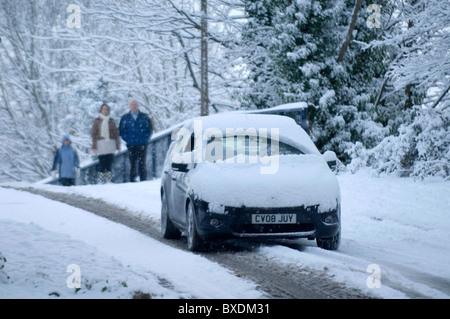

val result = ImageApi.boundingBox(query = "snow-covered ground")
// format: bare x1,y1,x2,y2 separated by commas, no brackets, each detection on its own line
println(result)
1,169,449,299
0,184,263,299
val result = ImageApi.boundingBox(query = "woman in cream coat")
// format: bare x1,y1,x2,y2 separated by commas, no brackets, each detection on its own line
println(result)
91,104,120,183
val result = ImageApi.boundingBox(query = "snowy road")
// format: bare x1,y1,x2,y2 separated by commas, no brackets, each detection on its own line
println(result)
1,185,366,299
1,170,449,299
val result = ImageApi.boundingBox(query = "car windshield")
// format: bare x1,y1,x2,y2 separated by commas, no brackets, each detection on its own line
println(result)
204,135,303,162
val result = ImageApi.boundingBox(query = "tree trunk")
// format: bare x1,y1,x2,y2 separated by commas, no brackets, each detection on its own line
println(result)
200,0,209,116
337,0,362,63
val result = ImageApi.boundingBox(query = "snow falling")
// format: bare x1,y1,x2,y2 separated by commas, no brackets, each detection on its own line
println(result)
0,0,448,300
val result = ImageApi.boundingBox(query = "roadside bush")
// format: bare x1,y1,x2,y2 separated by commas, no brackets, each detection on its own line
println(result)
348,106,450,180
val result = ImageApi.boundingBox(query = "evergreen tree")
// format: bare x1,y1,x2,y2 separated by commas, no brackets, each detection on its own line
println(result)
349,0,449,178
240,1,378,159
239,0,285,109
239,0,427,163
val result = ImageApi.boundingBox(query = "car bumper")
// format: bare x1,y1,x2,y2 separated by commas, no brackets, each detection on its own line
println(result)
231,230,316,238
193,200,340,240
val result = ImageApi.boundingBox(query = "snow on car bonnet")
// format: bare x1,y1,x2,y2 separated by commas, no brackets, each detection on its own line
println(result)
188,154,340,212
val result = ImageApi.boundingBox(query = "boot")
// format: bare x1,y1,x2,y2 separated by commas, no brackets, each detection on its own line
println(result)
98,172,105,184
105,171,112,183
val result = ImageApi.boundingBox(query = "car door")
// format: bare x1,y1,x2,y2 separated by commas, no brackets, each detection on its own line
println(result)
162,140,178,217
170,132,195,225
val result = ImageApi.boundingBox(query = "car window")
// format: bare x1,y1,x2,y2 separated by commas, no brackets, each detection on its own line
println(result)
168,128,194,165
277,141,305,155
173,132,194,154
183,133,195,153
205,135,303,162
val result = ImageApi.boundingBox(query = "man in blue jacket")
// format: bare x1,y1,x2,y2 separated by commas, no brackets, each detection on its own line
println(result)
52,135,80,186
119,99,153,182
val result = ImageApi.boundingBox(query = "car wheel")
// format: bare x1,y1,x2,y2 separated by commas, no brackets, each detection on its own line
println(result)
316,230,340,250
161,192,181,239
186,200,205,252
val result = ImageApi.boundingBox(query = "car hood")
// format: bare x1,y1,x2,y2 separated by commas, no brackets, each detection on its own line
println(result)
188,154,340,213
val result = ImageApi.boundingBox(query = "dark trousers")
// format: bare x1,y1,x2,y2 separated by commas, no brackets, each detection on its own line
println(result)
98,154,114,173
60,178,75,186
128,145,147,182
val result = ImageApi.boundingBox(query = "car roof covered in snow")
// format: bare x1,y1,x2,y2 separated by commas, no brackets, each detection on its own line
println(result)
182,113,320,155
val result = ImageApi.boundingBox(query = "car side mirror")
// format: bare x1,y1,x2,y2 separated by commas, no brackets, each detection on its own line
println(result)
322,151,337,170
172,162,189,172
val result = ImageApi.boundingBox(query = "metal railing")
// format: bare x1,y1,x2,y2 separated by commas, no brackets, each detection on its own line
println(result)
49,103,308,185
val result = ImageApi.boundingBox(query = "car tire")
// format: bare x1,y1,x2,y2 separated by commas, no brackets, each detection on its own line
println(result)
161,192,181,239
316,230,340,250
186,200,205,252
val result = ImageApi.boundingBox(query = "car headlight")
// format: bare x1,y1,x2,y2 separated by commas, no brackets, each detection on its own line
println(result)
321,212,339,224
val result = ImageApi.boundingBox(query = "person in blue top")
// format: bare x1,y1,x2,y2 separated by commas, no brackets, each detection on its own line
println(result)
119,99,153,182
51,135,80,186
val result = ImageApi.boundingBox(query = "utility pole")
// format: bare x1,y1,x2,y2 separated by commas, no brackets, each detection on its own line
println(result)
200,0,209,116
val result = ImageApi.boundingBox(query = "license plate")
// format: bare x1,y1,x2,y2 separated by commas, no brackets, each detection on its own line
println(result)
251,214,297,224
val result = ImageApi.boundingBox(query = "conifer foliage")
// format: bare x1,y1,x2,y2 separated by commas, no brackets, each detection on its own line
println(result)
239,0,448,178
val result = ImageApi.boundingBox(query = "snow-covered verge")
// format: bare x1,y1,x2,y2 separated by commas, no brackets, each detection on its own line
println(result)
261,169,450,298
0,186,264,299
1,169,449,299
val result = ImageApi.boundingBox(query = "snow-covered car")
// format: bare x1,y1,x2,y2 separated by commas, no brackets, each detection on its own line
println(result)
160,113,341,251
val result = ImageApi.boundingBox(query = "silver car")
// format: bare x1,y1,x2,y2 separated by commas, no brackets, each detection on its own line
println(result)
160,113,341,251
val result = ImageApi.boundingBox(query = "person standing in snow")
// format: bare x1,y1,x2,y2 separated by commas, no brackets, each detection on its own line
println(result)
119,99,153,182
91,103,121,184
51,135,80,186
